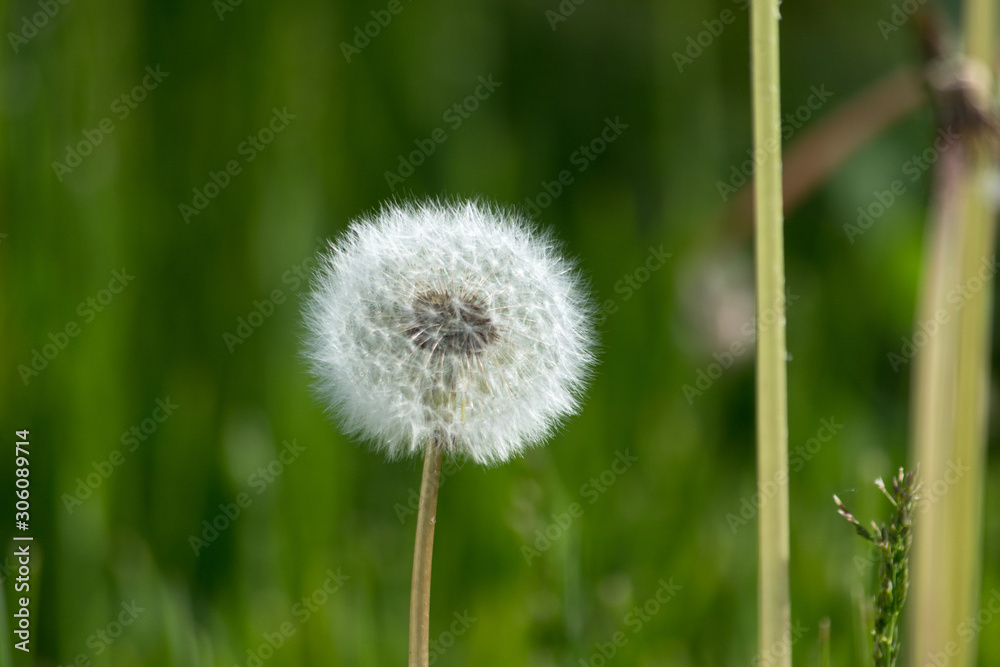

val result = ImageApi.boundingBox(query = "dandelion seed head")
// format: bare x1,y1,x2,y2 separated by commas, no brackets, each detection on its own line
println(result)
304,198,596,465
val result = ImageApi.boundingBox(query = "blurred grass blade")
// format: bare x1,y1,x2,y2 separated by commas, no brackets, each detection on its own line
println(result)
0,573,11,667
751,0,791,664
909,1,997,664
853,585,875,667
818,617,830,667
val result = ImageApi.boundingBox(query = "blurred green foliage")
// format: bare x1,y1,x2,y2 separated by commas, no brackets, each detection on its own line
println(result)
0,0,998,665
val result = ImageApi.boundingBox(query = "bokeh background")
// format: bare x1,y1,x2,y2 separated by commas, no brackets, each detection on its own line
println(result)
1,0,999,665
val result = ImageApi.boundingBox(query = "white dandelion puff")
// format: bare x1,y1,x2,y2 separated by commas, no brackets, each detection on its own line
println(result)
304,198,596,465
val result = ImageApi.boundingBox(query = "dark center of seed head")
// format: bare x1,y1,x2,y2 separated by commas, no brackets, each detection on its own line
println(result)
406,291,498,356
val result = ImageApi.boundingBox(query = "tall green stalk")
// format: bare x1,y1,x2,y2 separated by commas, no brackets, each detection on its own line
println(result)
908,118,962,667
951,8,997,667
751,0,790,665
909,2,996,665
947,158,996,667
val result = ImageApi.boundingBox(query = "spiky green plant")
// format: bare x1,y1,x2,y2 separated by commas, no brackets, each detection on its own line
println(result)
834,468,920,667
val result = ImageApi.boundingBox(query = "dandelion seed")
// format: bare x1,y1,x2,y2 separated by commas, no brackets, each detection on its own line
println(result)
304,197,596,465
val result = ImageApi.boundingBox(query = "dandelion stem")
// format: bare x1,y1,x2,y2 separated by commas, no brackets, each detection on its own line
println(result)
408,439,443,667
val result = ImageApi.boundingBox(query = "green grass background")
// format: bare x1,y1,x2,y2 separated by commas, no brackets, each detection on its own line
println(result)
1,0,998,665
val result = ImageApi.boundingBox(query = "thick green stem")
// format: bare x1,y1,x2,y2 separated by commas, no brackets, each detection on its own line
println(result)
908,142,962,666
910,3,996,665
943,160,995,667
952,9,997,663
751,0,791,665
